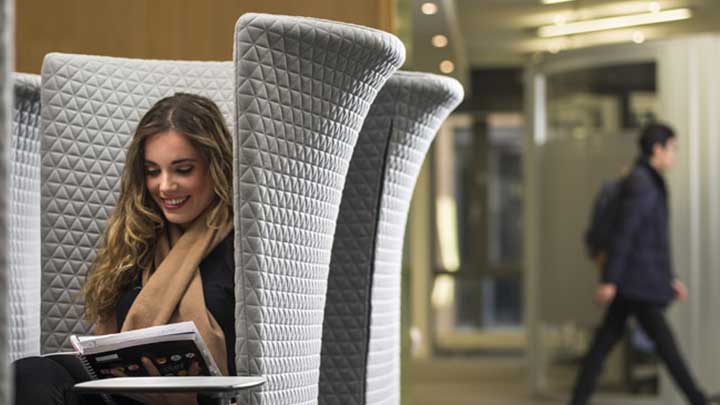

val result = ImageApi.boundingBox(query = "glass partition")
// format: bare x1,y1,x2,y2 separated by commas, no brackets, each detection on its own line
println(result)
534,62,660,399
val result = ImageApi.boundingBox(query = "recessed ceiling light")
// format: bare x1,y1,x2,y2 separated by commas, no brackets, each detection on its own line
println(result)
633,31,646,44
541,0,575,4
421,2,438,15
439,60,455,74
432,35,449,48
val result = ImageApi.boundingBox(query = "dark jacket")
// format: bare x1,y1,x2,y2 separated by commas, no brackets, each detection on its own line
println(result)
604,158,675,303
116,232,236,375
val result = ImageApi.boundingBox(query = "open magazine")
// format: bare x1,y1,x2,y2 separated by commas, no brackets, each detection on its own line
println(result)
46,321,221,381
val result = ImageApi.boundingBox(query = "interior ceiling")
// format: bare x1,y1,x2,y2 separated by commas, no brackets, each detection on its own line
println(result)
410,0,720,78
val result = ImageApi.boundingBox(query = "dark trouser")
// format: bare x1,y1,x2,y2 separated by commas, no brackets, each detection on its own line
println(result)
570,297,706,405
13,356,137,405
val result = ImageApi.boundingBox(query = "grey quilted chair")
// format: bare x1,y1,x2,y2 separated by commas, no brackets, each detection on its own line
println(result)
9,73,42,361
39,54,234,353
319,72,463,405
232,13,405,405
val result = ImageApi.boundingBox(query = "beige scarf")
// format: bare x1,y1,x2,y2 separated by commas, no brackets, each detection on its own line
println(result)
96,213,233,376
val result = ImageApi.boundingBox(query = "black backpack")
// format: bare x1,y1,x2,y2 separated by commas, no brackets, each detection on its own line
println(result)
584,177,627,259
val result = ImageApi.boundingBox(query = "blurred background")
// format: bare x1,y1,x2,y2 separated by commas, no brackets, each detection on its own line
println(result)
14,1,720,404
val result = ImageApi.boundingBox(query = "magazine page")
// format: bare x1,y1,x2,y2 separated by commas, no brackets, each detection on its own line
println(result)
70,321,221,378
72,321,198,353
83,339,219,378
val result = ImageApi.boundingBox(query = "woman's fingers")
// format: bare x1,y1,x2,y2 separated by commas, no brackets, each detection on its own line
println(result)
141,356,161,376
189,359,201,376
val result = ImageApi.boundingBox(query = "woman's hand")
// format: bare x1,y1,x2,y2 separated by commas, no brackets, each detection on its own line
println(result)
114,357,200,405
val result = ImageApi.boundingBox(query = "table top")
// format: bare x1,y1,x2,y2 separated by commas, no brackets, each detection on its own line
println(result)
73,376,266,393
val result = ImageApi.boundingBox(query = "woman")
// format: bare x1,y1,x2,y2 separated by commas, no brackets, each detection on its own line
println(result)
14,93,236,405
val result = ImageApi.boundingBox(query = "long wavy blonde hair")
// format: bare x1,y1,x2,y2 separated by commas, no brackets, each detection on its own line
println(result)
83,93,233,323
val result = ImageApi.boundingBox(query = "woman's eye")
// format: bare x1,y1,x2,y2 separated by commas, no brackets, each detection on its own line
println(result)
145,168,160,177
176,166,194,174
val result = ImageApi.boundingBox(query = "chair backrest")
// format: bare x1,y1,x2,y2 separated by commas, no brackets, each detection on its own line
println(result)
9,73,42,361
319,72,463,405
232,13,405,405
40,54,233,353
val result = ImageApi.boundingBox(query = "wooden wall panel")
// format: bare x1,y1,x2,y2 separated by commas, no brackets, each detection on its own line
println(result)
16,0,395,73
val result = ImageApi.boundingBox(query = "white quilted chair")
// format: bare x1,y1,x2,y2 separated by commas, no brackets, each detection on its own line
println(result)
40,54,235,353
9,73,43,362
231,13,405,405
319,72,463,405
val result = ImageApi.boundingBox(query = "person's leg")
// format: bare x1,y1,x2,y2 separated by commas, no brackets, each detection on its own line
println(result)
569,298,631,405
633,302,706,405
13,356,83,405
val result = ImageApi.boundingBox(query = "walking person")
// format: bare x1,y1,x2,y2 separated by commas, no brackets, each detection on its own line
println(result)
570,123,708,405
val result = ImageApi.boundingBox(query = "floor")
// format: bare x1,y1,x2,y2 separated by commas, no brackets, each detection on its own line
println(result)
405,357,658,405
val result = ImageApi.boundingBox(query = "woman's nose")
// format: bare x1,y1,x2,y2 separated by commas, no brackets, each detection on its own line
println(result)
158,174,177,193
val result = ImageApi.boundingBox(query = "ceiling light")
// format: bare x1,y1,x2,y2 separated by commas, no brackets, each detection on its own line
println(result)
538,29,649,51
547,42,564,54
439,60,455,74
649,1,661,13
432,34,448,48
541,0,575,4
538,8,692,38
421,2,438,15
632,31,646,44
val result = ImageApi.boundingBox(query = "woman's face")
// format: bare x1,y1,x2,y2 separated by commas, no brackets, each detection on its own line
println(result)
143,129,215,228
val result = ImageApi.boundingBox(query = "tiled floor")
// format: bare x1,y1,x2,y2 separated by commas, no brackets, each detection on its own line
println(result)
406,357,658,405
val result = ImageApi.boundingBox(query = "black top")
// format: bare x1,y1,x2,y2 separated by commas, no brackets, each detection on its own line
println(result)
604,158,675,304
115,233,237,375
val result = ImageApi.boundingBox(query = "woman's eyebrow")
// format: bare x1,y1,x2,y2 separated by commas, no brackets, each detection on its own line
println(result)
143,158,197,166
171,158,197,165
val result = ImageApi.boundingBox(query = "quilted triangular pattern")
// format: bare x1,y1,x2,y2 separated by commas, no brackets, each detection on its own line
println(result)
319,89,394,405
40,54,233,353
366,73,462,405
233,14,405,405
319,72,463,405
9,73,42,361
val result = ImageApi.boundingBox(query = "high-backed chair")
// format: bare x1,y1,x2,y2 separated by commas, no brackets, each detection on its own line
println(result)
39,54,266,403
40,54,234,353
319,72,463,405
232,13,405,405
9,73,42,361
